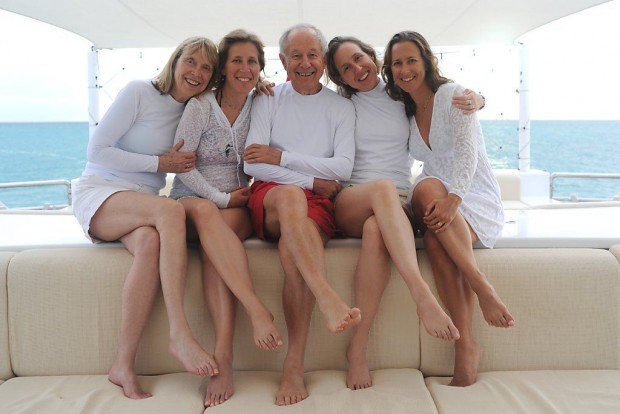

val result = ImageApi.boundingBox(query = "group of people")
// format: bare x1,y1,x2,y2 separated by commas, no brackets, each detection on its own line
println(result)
72,22,515,407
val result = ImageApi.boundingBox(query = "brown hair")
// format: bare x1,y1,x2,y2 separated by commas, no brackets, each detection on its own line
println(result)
326,36,379,98
382,31,451,117
214,29,266,90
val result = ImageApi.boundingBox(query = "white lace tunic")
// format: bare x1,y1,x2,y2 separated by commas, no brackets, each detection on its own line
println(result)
169,93,251,208
409,83,504,247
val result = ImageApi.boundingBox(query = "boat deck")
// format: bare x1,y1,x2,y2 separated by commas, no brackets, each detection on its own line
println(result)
1,205,619,251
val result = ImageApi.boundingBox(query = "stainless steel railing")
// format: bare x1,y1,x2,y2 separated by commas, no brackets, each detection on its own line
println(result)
0,179,72,210
550,172,620,202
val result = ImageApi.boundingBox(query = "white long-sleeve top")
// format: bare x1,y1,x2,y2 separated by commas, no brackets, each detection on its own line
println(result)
244,82,355,189
82,80,185,191
409,83,503,247
169,93,251,207
345,77,412,190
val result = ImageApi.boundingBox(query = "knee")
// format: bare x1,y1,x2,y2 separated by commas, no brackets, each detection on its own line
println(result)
192,199,219,221
132,226,160,259
158,198,187,225
370,179,399,200
275,185,305,205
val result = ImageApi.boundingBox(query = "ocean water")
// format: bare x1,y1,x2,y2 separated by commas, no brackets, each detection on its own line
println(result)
1,120,619,208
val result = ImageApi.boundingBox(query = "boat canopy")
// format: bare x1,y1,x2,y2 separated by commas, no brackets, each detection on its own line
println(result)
0,0,612,48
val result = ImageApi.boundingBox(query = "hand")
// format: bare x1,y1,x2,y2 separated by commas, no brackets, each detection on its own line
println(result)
451,89,484,115
423,194,461,233
227,187,251,208
244,144,282,165
312,178,342,199
254,80,276,96
157,140,196,173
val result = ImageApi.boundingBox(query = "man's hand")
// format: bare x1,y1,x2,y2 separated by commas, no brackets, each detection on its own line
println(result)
244,144,282,166
157,139,196,173
313,178,342,199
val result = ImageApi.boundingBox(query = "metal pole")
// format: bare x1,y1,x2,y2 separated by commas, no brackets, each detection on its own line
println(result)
518,42,531,171
88,47,100,138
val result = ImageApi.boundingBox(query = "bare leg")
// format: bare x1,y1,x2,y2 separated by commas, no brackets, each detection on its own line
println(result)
275,240,315,406
263,185,361,333
335,183,458,341
345,216,391,390
108,227,160,399
201,252,236,407
90,191,218,377
424,230,480,386
181,198,282,350
413,179,515,328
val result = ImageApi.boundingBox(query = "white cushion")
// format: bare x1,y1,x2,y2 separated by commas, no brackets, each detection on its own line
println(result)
0,252,13,381
0,373,204,414
426,370,620,414
206,369,437,414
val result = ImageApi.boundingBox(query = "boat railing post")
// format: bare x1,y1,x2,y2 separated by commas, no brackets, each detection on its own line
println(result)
518,42,530,172
88,47,100,139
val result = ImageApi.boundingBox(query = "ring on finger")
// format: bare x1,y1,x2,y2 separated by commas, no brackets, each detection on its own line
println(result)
184,162,191,169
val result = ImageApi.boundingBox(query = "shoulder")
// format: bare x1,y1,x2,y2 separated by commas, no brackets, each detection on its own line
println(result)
320,87,354,112
437,82,463,99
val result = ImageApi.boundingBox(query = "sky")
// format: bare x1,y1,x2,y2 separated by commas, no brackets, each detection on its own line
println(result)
0,1,619,122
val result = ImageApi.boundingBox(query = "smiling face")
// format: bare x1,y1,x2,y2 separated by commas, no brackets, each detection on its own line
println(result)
171,49,214,103
332,41,378,93
389,40,429,98
280,28,325,95
222,42,260,96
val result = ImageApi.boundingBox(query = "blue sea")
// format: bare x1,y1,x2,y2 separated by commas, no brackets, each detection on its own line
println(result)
1,121,619,208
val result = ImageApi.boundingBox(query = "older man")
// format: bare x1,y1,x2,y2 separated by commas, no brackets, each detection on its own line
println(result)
243,23,360,405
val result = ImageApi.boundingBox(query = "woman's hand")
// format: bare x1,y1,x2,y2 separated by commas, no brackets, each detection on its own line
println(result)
227,187,251,208
254,80,276,96
451,89,484,115
244,144,282,165
157,139,196,173
423,194,461,233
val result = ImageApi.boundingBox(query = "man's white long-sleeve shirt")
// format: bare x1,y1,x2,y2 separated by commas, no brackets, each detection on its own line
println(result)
244,82,355,189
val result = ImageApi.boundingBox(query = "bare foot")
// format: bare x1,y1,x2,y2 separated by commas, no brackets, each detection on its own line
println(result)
346,343,372,390
416,295,460,341
276,364,308,406
249,309,284,351
205,357,234,407
449,340,480,386
477,286,515,328
317,294,362,333
108,361,151,399
169,335,219,377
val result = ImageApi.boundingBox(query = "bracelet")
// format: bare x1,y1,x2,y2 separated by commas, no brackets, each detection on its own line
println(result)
479,94,486,110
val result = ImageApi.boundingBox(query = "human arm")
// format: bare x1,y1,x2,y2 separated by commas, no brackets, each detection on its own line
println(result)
243,94,316,188
172,97,232,208
87,82,162,172
424,86,477,230
254,80,276,96
276,99,356,180
451,89,485,115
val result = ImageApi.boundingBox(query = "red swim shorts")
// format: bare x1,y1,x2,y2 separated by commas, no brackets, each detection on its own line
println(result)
247,181,336,241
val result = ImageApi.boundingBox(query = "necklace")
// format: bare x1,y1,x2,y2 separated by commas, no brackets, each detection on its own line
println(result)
417,91,434,115
217,89,244,113
222,97,243,113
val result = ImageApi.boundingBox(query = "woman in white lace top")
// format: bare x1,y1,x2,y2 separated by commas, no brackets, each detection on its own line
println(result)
384,31,515,386
169,30,283,407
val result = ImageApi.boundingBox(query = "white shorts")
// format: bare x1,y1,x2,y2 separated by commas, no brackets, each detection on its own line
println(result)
72,175,158,242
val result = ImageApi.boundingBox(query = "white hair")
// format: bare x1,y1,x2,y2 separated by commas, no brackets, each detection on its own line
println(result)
279,23,327,55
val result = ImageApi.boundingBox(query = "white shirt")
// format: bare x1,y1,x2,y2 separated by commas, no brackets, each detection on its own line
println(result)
83,80,186,191
244,82,355,189
345,77,412,190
